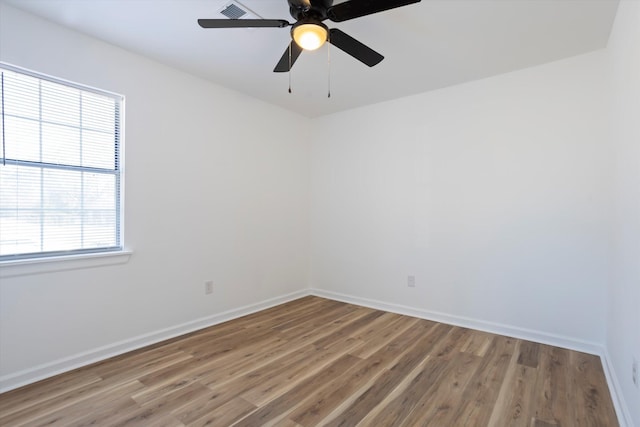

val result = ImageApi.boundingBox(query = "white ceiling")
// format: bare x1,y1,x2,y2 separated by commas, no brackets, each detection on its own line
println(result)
3,0,619,117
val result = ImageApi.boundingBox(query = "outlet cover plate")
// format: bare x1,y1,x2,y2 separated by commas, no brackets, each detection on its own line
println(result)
408,275,416,288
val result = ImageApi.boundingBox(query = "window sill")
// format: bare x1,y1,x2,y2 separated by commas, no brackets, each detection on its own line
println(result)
0,250,133,278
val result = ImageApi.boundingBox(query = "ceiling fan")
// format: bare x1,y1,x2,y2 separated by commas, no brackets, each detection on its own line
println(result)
198,0,422,72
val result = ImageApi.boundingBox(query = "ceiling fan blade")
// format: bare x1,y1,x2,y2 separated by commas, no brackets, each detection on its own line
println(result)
327,0,421,23
274,42,304,72
328,28,383,67
198,19,290,28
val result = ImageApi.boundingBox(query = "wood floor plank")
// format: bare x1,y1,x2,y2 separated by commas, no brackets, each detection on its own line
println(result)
570,351,619,426
459,329,494,357
136,334,286,392
186,397,256,427
240,338,363,407
198,344,324,411
487,340,538,427
68,395,140,427
362,326,477,426
23,380,146,427
277,306,373,344
171,387,236,425
210,296,326,333
398,351,484,426
445,335,517,426
313,319,443,425
0,371,102,418
311,310,385,349
1,374,155,426
534,344,572,426
232,354,362,427
94,382,209,427
348,314,420,359
518,340,541,369
156,296,327,356
91,350,194,382
346,311,401,341
272,300,351,332
185,326,279,358
187,335,316,392
287,318,430,426
368,356,450,426
0,297,619,427
533,419,561,427
322,322,451,427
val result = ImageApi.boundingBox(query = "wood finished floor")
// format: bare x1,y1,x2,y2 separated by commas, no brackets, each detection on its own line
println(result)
0,296,618,427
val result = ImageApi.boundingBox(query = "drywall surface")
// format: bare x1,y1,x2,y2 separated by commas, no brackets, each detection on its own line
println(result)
310,51,610,346
0,4,310,386
606,1,640,425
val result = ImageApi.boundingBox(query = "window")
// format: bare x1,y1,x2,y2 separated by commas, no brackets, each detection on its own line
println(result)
0,64,123,261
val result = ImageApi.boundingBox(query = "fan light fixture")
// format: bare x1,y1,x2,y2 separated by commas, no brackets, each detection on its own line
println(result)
292,22,328,51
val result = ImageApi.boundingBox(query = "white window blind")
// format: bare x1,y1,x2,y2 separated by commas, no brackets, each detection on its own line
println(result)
0,64,123,260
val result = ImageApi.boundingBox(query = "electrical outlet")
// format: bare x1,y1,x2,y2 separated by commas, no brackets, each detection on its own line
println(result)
205,281,214,295
633,357,638,388
407,275,416,288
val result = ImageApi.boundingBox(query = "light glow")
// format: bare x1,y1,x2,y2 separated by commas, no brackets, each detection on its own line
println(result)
293,23,327,51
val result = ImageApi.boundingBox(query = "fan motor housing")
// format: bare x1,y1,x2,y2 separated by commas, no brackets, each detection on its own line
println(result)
288,0,333,21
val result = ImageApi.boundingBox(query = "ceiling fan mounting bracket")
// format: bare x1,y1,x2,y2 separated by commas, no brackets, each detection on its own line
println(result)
288,0,333,21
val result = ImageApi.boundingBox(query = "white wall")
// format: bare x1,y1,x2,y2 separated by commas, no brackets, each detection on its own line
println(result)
0,4,310,388
607,1,640,425
310,51,611,347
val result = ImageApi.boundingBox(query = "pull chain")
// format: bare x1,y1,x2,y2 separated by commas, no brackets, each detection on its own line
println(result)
288,43,292,94
327,34,331,98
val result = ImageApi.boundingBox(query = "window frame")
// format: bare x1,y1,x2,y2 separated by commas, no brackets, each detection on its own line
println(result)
0,62,125,262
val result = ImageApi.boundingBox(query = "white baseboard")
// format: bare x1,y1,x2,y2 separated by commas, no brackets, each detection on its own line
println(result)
311,288,633,426
601,348,634,427
310,288,602,354
0,289,308,393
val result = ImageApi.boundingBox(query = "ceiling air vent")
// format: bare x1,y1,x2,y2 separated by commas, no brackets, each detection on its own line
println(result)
219,1,261,20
